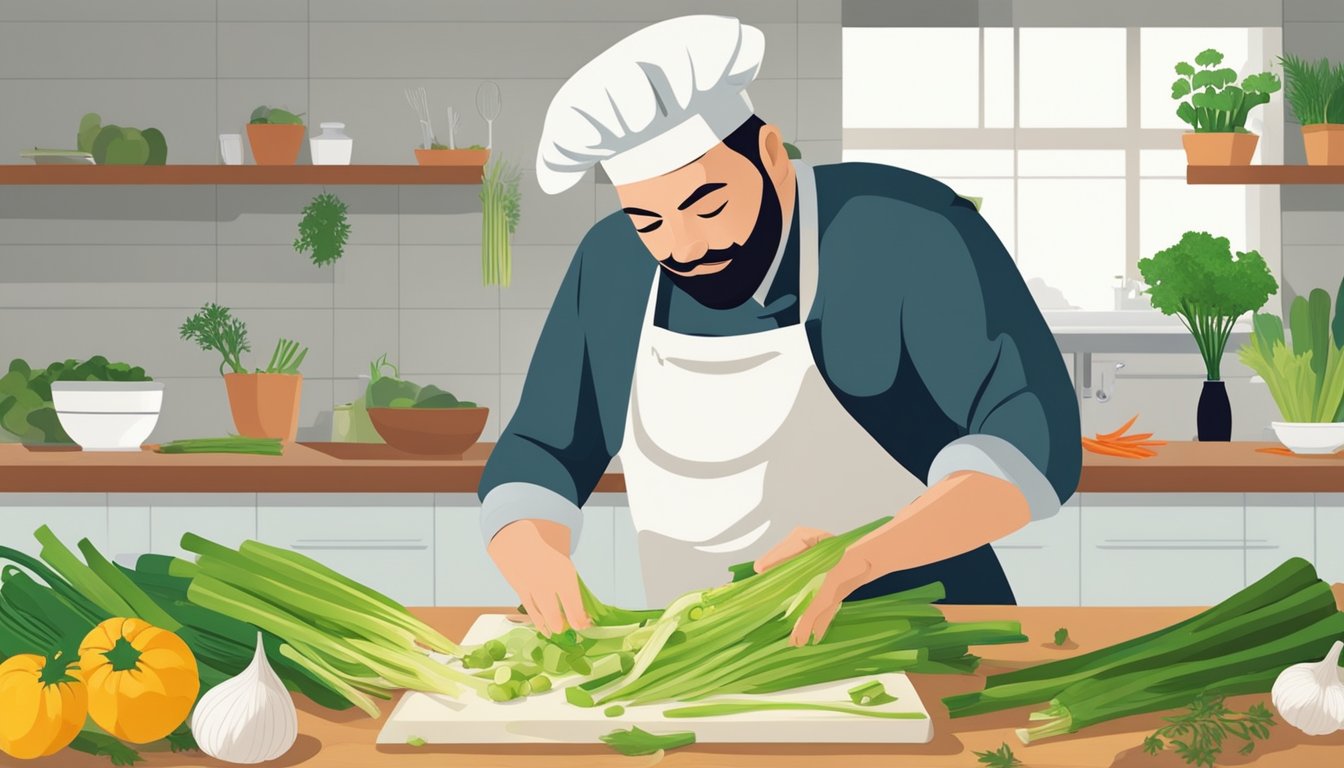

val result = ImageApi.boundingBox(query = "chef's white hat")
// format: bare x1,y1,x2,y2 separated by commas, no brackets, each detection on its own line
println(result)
536,15,765,195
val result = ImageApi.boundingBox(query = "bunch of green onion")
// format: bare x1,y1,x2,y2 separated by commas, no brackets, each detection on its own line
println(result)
944,557,1344,743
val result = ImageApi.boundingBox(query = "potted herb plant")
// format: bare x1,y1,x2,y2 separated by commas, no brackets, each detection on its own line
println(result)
1280,54,1344,166
1240,278,1344,454
1138,231,1279,441
179,303,309,442
246,106,306,165
1172,49,1281,165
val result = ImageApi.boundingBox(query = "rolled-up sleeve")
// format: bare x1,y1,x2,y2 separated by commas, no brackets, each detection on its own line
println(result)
478,248,613,551
896,200,1081,519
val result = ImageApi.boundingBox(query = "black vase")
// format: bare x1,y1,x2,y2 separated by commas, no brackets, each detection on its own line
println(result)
1197,380,1232,441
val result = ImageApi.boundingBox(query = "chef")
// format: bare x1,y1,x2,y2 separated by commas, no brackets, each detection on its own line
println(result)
479,15,1080,644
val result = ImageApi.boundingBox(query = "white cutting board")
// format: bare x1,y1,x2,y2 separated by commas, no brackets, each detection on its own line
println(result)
377,615,933,745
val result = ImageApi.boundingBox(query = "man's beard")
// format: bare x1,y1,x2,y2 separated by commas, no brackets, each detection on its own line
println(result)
659,170,784,311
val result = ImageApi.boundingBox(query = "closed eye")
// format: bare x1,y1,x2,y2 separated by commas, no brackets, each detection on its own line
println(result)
636,220,663,233
698,201,728,219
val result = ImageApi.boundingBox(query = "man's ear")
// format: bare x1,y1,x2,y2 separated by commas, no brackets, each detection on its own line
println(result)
758,124,792,183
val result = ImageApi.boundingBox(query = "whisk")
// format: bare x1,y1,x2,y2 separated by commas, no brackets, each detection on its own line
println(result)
476,82,501,150
404,86,434,149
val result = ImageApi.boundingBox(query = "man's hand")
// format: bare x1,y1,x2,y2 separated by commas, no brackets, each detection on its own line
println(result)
487,519,591,636
754,526,872,646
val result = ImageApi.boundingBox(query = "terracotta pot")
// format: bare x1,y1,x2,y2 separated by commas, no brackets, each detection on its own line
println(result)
413,148,490,167
246,123,306,165
224,373,303,442
366,407,488,458
1181,132,1259,166
1303,125,1344,166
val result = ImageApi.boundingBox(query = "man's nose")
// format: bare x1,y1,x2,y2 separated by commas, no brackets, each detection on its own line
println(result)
668,239,709,264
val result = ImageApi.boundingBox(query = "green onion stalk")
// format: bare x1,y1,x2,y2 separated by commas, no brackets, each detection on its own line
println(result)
480,159,521,287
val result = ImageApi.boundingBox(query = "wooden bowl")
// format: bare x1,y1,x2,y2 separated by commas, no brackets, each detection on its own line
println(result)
366,407,489,458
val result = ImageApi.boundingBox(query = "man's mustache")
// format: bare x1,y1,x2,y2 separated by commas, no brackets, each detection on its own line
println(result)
658,250,735,274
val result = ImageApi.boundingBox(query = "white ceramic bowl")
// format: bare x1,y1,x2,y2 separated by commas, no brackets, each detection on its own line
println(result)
1271,421,1344,455
51,382,164,451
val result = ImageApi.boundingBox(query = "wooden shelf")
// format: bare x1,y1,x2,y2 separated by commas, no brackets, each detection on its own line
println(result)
0,164,483,185
1187,164,1344,185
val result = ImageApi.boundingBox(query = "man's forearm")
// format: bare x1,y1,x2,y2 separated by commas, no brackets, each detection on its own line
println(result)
843,471,1030,581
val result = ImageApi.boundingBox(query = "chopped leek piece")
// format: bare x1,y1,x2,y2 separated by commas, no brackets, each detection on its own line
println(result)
848,680,896,707
599,726,695,756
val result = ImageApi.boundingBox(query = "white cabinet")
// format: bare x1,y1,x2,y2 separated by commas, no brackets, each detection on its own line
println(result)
1315,494,1344,584
1245,494,1315,584
258,493,435,607
1081,493,1245,606
0,493,107,557
993,495,1080,606
145,494,257,560
611,505,648,609
573,495,618,605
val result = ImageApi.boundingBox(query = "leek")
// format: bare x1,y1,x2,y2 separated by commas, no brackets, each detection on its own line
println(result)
664,700,926,720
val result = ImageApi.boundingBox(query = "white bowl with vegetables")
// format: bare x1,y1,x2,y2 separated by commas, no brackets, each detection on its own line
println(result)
51,381,164,451
1271,422,1344,455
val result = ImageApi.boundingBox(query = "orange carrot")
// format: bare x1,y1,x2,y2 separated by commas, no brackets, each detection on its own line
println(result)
1096,415,1139,441
1082,437,1156,458
1113,432,1154,442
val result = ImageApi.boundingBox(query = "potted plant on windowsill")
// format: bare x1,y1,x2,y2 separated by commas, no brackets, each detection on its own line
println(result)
1280,54,1344,166
1172,49,1280,166
1240,280,1344,454
1138,231,1278,441
246,106,306,165
179,303,308,442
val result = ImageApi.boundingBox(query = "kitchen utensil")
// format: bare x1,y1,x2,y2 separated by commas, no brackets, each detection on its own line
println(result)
405,87,434,150
476,81,501,149
379,615,934,746
366,406,488,458
1271,422,1344,455
445,106,461,150
219,134,243,165
51,382,164,451
309,122,353,165
21,149,95,165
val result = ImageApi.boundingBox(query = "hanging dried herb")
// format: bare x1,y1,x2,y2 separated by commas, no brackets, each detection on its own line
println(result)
294,192,351,267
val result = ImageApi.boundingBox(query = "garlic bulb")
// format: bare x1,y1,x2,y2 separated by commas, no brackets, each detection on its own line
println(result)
191,633,298,764
1271,640,1344,736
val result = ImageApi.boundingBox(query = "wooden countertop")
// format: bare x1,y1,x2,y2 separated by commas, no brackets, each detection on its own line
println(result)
7,593,1341,768
0,441,1342,494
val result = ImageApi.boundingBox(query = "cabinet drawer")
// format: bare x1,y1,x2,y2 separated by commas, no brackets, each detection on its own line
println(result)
992,495,1080,606
1315,494,1344,584
1245,494,1314,584
258,494,434,607
0,493,107,557
1081,494,1244,606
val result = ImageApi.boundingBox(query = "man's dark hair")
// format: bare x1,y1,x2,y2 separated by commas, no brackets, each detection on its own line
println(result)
721,114,768,173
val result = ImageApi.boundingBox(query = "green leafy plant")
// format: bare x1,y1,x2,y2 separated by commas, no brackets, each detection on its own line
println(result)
1238,278,1344,423
480,158,522,286
1172,49,1281,133
249,106,304,125
77,113,167,165
1279,54,1344,125
1141,695,1274,767
293,193,350,267
179,303,249,375
599,727,695,756
1138,231,1278,380
263,339,308,375
0,357,152,444
974,742,1022,768
364,354,477,409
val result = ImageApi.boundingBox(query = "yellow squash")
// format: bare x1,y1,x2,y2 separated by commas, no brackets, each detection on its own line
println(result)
79,618,200,744
0,652,88,759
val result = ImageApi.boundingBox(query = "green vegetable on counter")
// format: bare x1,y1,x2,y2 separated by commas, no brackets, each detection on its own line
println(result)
603,705,624,717
1053,627,1069,647
0,356,152,445
599,726,695,756
155,437,283,456
364,354,476,409
1141,695,1274,767
663,700,924,720
974,742,1022,768
405,736,426,748
944,558,1344,746
294,193,350,267
848,680,896,706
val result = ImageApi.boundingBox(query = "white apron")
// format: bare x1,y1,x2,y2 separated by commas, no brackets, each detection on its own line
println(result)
618,160,928,607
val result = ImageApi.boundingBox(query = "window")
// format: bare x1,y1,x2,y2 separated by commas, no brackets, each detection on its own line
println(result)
842,26,1283,312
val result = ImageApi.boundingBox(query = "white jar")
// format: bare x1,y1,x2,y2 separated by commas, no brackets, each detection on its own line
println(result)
310,122,353,165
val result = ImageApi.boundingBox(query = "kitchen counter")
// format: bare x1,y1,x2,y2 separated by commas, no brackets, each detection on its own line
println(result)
1,441,1342,493
7,590,1340,768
